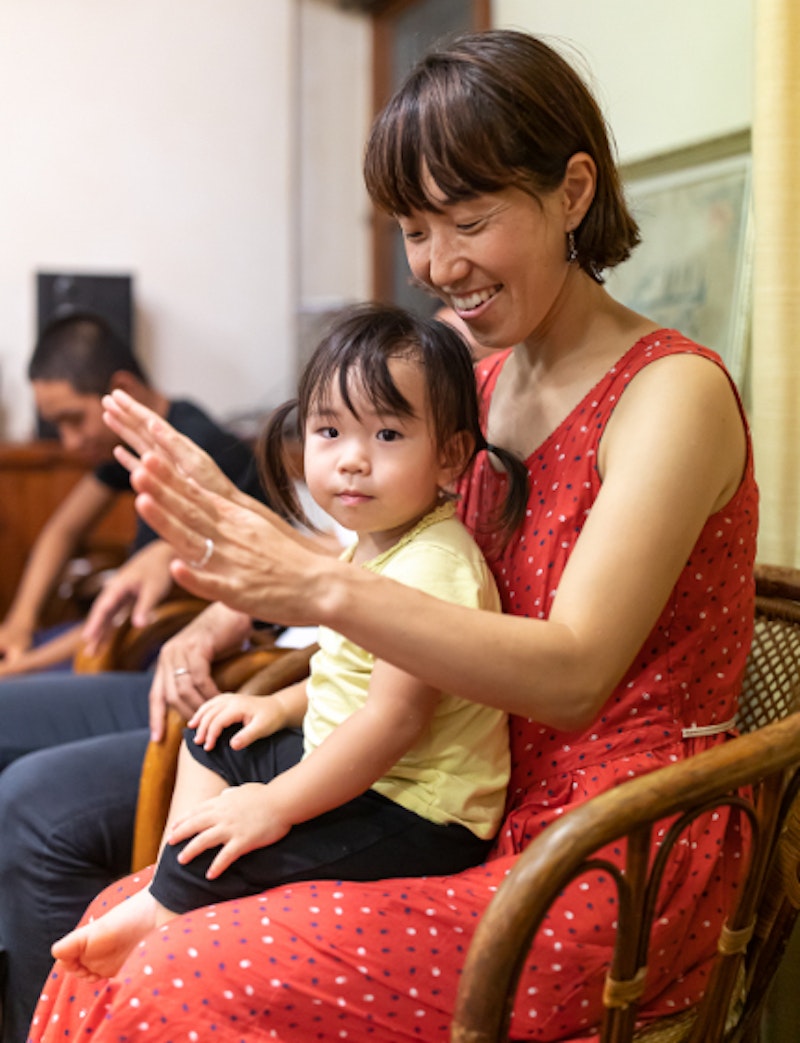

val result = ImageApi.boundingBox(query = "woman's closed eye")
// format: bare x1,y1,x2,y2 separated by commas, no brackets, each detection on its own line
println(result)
456,219,484,234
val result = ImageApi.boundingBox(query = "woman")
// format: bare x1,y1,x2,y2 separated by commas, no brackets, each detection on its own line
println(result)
32,30,756,1042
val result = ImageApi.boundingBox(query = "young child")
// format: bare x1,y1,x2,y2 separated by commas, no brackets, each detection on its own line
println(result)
51,302,528,981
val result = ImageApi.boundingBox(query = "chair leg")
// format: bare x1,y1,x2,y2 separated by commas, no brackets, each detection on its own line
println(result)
760,919,800,1043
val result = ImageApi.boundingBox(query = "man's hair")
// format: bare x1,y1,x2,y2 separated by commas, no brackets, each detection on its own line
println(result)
28,311,148,395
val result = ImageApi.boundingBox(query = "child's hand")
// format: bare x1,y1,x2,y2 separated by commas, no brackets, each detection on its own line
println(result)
169,783,292,878
189,692,289,751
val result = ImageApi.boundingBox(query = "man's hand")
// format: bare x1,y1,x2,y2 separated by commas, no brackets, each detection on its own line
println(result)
148,602,253,741
0,619,33,664
81,541,177,655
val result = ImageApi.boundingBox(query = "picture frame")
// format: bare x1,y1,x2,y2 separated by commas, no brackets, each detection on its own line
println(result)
606,132,754,392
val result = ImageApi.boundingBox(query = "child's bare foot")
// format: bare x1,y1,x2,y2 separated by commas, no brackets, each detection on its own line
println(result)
51,887,162,980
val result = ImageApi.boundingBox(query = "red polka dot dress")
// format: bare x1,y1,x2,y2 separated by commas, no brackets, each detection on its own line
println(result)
30,330,758,1042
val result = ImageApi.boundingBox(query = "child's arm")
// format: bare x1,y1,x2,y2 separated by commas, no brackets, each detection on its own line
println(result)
0,474,114,662
169,661,439,878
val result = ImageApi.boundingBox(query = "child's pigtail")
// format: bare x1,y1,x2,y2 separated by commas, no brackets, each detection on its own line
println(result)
475,433,529,545
256,401,310,529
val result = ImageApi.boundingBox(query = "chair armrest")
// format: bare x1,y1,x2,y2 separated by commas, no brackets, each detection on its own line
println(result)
73,597,209,673
451,711,800,1043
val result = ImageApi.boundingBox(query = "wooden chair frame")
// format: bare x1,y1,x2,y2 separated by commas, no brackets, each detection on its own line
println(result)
451,564,800,1043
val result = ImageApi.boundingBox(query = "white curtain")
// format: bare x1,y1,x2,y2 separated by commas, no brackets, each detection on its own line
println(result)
751,0,800,567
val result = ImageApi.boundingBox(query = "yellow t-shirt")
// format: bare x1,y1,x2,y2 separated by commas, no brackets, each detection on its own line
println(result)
303,502,509,840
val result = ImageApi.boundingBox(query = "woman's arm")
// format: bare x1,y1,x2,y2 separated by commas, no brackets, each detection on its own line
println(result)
128,355,747,730
0,624,82,677
169,659,441,878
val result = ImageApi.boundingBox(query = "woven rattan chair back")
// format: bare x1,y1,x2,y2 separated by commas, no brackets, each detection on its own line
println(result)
451,565,800,1043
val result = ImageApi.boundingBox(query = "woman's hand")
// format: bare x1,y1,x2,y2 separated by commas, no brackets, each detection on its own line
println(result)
128,442,333,626
189,691,292,751
149,602,253,741
103,390,242,505
168,783,293,879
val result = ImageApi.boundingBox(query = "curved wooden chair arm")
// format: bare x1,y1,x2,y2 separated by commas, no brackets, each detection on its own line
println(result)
453,563,800,1043
130,642,317,872
452,711,800,1043
73,597,210,673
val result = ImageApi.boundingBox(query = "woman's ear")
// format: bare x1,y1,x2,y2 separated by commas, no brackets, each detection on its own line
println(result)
562,151,597,230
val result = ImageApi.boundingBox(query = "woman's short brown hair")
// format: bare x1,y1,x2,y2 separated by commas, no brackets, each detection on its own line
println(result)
364,29,640,279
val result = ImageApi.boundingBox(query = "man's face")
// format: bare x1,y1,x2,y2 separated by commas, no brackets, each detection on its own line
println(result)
32,380,117,465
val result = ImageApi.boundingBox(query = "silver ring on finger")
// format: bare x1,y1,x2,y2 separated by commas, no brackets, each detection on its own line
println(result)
173,667,189,678
188,536,214,569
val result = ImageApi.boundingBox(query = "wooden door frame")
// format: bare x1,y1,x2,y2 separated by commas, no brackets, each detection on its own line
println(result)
369,0,491,303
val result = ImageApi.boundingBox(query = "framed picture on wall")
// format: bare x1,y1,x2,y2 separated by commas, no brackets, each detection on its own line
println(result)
607,133,753,393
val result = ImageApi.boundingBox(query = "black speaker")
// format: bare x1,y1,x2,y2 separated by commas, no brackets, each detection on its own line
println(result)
37,271,134,347
34,271,135,438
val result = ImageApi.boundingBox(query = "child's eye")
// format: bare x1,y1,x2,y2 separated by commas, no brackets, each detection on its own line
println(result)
317,426,338,439
376,428,402,442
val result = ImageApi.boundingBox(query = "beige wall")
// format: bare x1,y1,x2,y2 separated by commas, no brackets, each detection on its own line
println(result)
493,0,753,162
0,0,753,442
0,0,370,440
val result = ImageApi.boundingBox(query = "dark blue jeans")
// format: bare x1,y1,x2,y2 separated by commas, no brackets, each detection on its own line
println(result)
0,671,152,1043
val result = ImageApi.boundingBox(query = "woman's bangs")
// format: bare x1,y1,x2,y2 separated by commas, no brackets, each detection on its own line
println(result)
367,77,512,216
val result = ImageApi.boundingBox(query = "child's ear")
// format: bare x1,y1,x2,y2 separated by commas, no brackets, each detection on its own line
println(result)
438,431,474,485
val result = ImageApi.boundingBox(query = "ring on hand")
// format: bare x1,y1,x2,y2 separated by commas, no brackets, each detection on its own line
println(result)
188,536,214,569
173,667,189,678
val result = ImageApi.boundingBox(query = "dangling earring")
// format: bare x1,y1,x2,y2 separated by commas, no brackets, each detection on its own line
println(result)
566,229,578,264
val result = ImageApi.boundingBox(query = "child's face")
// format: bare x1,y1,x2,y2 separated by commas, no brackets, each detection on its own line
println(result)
303,357,453,557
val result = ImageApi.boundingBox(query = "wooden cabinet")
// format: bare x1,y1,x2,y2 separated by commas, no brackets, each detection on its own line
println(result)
0,441,136,619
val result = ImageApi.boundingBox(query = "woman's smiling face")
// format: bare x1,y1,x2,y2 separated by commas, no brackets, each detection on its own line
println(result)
397,178,572,352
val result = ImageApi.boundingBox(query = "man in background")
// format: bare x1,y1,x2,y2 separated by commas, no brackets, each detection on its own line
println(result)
0,311,263,675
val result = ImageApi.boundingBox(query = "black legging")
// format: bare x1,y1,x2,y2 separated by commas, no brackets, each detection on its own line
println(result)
152,726,491,913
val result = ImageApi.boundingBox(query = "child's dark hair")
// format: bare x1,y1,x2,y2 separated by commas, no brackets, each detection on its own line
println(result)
258,302,528,541
28,311,147,394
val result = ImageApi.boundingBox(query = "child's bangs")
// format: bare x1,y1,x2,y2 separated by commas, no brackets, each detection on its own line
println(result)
308,345,418,423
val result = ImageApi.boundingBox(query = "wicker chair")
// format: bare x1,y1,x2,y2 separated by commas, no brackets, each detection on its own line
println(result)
451,563,800,1043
